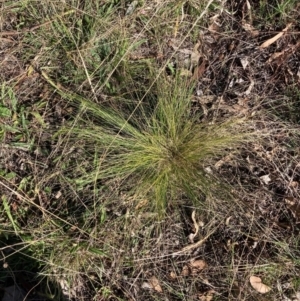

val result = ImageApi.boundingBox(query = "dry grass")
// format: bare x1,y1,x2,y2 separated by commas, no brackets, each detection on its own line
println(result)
0,0,300,300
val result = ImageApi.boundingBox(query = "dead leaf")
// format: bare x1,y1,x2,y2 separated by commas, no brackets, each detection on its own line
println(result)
135,199,148,209
215,154,233,169
192,60,207,80
208,22,220,33
181,265,190,276
285,197,300,221
267,51,285,63
190,259,207,275
259,23,292,49
149,276,163,293
242,22,259,37
169,271,177,280
181,260,207,276
225,216,232,226
198,290,215,301
245,81,254,95
194,95,215,104
260,174,271,185
190,42,201,69
141,282,152,290
289,181,299,188
55,190,62,199
208,16,221,33
250,276,271,294
266,40,300,65
240,57,249,70
11,201,18,212
180,69,193,77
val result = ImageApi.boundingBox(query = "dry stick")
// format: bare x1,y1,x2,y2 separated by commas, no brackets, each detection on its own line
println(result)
171,226,218,256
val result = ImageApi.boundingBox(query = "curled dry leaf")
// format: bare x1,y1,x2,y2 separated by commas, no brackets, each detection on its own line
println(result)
285,197,300,220
250,276,271,294
189,210,200,243
289,181,299,188
267,51,285,63
169,271,177,280
149,276,163,293
189,233,196,243
198,290,215,301
190,42,201,69
192,60,207,81
225,216,232,226
260,174,271,185
141,282,152,290
55,190,62,199
182,265,190,276
208,18,221,33
242,22,259,37
240,57,249,70
215,154,233,169
190,259,207,273
182,260,207,276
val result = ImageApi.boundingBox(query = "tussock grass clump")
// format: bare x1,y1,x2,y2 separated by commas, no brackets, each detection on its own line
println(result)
57,74,255,213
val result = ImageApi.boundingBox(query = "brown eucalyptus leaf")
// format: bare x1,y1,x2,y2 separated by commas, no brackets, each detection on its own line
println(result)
259,23,292,49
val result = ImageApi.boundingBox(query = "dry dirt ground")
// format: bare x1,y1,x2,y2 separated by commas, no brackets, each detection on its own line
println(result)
1,1,300,301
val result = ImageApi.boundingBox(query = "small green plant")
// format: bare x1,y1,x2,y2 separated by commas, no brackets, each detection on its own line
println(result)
256,0,298,25
0,83,37,151
48,72,255,214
